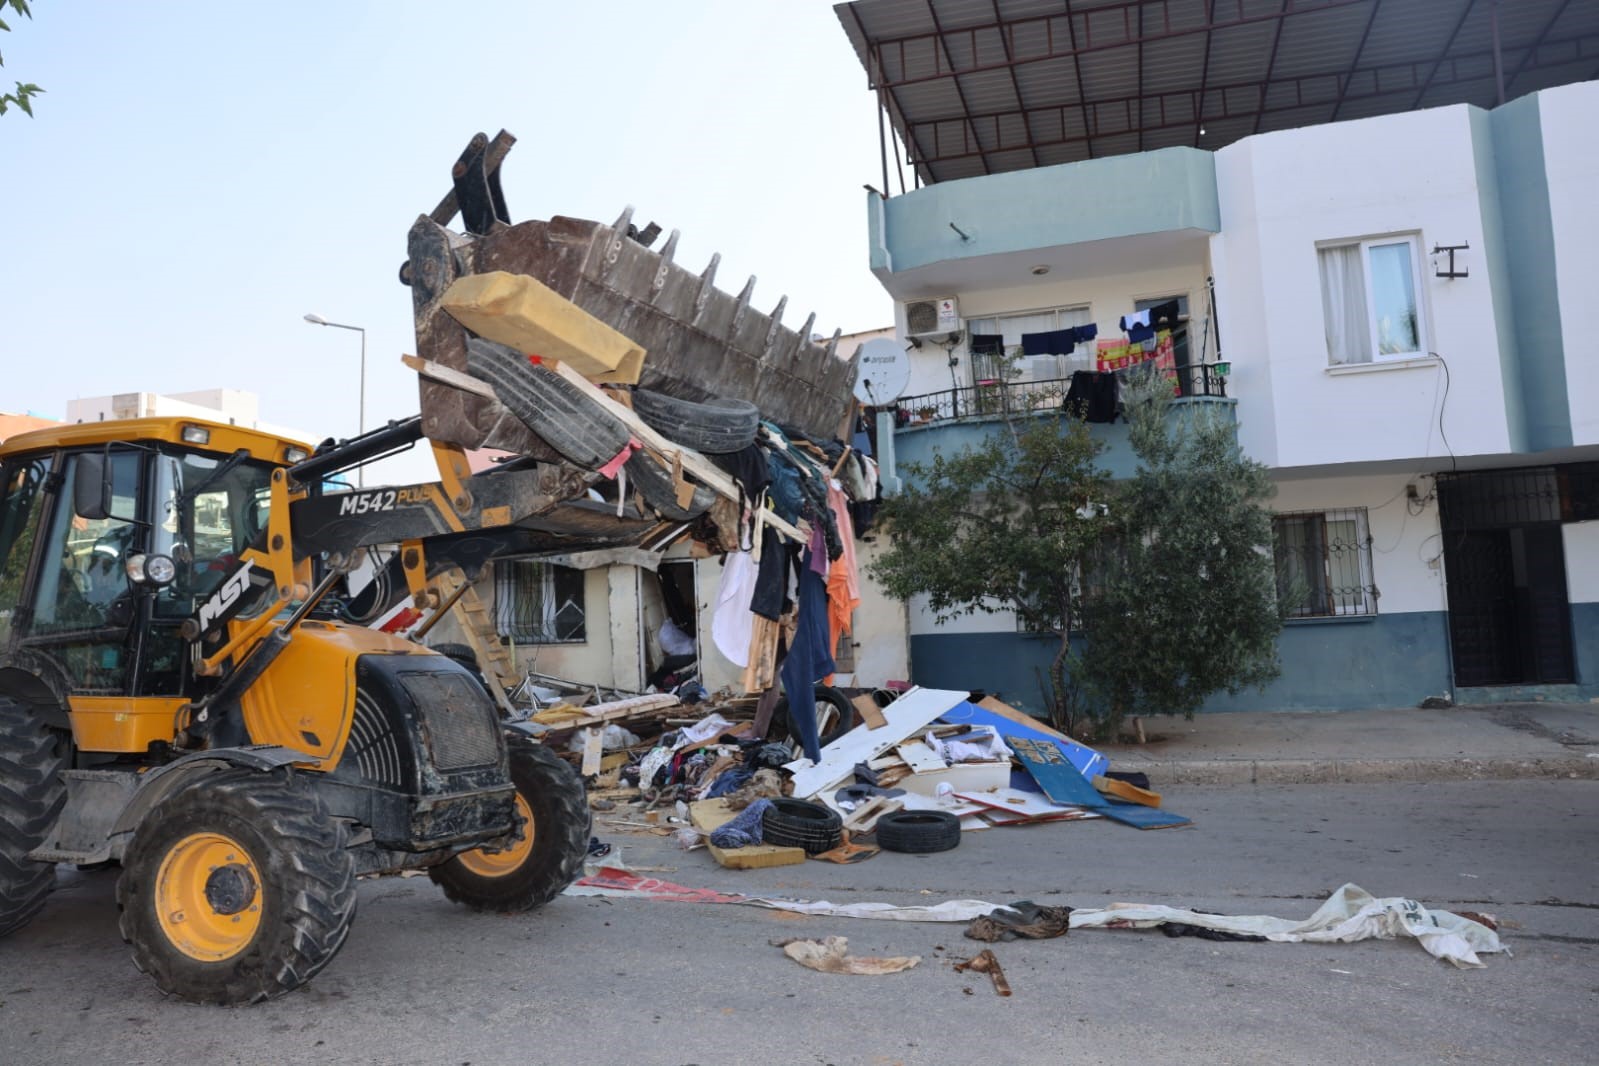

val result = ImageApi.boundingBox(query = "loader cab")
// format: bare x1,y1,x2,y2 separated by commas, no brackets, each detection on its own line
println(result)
0,421,299,744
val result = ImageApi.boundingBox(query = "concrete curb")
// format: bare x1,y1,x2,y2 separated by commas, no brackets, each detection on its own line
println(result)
1142,754,1599,786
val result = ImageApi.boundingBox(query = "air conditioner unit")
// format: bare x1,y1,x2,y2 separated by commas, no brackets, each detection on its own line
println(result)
906,296,960,338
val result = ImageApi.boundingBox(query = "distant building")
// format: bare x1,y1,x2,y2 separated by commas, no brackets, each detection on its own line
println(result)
66,389,315,445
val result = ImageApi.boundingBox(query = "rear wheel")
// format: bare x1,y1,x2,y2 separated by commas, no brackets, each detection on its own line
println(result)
430,738,590,912
116,769,357,1004
0,698,68,938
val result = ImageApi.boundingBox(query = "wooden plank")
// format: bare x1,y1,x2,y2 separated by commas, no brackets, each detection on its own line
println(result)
579,728,603,777
402,353,499,400
549,361,806,543
1094,776,1161,808
785,688,971,799
540,693,680,730
688,798,805,870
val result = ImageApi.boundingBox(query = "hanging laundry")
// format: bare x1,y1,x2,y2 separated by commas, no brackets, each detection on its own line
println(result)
1064,370,1120,424
1076,322,1099,342
825,483,861,678
1119,309,1152,331
969,334,1004,357
751,527,789,621
1020,327,1079,356
1126,322,1156,343
780,547,836,763
711,551,758,668
1147,299,1181,327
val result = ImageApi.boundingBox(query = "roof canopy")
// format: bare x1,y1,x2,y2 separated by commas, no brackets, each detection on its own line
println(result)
835,0,1599,186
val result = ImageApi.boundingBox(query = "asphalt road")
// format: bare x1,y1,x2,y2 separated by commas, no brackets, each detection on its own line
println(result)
2,780,1595,1066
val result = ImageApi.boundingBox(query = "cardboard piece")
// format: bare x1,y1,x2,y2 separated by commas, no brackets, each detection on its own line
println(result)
579,728,603,777
852,693,888,730
689,798,805,870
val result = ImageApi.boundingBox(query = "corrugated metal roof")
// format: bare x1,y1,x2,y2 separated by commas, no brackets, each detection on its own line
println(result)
836,0,1599,184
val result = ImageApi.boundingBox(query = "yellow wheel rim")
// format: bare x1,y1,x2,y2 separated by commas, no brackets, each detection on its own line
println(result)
155,831,263,962
456,793,534,878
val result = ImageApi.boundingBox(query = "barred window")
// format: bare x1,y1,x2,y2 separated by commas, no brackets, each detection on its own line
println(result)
1272,509,1376,618
494,561,586,643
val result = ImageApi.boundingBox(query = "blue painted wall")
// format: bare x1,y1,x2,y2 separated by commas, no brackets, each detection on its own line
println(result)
908,602,1599,713
870,147,1219,277
909,611,1454,715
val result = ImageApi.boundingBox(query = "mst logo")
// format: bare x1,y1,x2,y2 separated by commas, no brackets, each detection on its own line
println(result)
197,559,255,632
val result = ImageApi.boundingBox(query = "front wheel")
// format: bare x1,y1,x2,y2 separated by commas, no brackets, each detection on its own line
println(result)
116,769,358,1005
0,697,68,938
429,737,590,913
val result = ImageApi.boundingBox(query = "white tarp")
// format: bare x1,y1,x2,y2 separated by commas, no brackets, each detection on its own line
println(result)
1070,883,1506,968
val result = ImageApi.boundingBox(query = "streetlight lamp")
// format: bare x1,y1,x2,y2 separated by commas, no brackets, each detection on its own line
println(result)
303,313,366,486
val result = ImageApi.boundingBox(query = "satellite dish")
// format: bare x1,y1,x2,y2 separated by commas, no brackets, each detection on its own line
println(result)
852,337,911,405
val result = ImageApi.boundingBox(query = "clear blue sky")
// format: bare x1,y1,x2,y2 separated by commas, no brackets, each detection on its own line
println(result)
0,1,892,478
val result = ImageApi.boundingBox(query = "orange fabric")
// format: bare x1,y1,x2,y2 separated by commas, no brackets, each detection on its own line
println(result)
825,483,861,680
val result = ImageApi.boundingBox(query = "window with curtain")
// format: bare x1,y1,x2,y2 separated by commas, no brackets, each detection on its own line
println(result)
967,305,1092,384
494,561,586,643
1272,509,1377,618
1318,235,1426,366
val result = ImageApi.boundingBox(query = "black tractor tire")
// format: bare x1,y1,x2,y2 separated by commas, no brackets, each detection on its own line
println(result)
0,698,68,939
466,337,633,469
761,797,843,854
430,737,591,912
776,684,855,754
631,388,761,454
623,451,715,521
874,810,962,855
116,769,358,1005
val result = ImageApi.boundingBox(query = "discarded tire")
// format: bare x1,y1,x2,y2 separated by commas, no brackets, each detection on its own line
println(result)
775,684,855,755
631,388,761,454
874,810,962,855
761,797,842,855
466,337,632,469
623,451,715,521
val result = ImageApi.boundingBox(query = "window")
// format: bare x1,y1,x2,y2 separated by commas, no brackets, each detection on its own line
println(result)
1318,235,1427,365
1272,509,1377,618
494,560,586,643
967,305,1092,384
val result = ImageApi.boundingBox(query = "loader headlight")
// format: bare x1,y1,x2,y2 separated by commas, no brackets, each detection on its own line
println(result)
125,553,178,588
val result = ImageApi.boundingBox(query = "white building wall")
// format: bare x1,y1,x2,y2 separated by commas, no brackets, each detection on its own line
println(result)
1269,472,1447,616
65,389,315,446
1211,104,1513,472
1539,81,1599,448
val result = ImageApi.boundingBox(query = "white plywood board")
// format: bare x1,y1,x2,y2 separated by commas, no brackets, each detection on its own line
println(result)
785,687,970,798
897,762,1011,797
895,740,947,773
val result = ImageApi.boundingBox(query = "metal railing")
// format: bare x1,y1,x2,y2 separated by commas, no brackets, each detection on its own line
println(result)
896,365,1229,427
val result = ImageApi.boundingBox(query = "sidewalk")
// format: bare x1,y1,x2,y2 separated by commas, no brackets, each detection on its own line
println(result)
1100,702,1599,785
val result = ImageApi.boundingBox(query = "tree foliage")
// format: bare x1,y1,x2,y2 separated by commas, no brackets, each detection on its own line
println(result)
1077,371,1282,730
872,368,1283,739
0,0,44,118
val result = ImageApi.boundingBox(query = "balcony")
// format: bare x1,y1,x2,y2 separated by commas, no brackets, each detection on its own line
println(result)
891,365,1235,482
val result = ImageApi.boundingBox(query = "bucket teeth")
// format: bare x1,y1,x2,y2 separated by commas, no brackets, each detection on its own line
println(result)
824,328,841,360
603,206,636,279
651,229,680,298
693,253,721,322
762,296,789,359
731,275,757,332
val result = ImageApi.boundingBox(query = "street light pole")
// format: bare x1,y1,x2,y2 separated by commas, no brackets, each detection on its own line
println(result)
303,313,367,486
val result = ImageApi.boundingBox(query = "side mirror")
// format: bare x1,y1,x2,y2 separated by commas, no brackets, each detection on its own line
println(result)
73,453,112,521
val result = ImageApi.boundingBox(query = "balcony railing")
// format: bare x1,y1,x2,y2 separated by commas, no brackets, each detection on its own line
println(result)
896,364,1229,427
